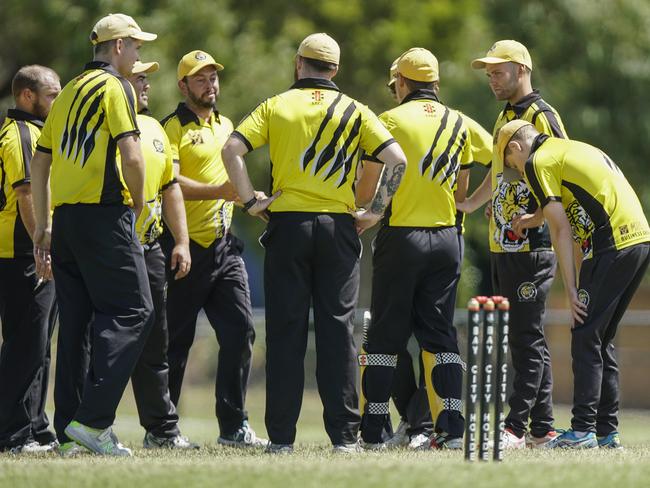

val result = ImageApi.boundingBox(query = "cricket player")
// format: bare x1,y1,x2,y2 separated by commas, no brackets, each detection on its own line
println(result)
0,65,60,453
221,33,406,453
496,120,649,449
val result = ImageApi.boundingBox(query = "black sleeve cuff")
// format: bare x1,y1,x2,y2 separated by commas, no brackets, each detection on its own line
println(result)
231,131,253,153
541,196,562,208
161,178,178,191
36,144,52,154
460,162,475,169
371,138,396,158
12,178,30,189
114,129,141,142
362,154,383,164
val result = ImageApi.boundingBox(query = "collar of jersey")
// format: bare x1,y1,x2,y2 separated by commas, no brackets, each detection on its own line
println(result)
505,89,542,116
6,108,45,127
84,60,120,76
526,132,550,164
174,102,221,127
291,78,340,91
400,89,440,105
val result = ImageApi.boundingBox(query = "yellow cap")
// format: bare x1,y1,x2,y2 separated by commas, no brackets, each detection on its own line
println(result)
90,13,157,45
397,48,439,82
471,40,532,70
132,61,159,75
387,57,399,87
297,33,340,65
494,119,533,162
177,50,224,81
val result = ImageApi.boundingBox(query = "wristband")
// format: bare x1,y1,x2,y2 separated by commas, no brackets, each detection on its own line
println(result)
242,196,258,214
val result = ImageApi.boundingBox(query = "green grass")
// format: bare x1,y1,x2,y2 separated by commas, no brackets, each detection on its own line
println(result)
1,385,649,488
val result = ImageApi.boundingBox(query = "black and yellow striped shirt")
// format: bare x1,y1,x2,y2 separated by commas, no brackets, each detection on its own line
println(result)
37,61,139,207
233,78,394,214
366,90,472,227
0,109,42,258
490,89,567,253
162,103,233,247
524,135,649,257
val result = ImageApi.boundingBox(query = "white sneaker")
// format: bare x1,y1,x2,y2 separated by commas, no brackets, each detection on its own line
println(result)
408,433,430,450
385,420,410,448
501,428,525,449
265,442,293,454
143,433,200,449
332,442,361,453
217,421,267,448
359,439,386,451
10,440,56,454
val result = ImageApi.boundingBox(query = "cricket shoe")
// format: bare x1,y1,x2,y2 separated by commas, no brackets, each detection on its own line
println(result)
526,430,560,449
64,421,132,456
332,442,361,454
57,441,90,458
217,420,267,448
429,433,463,450
408,433,430,450
544,429,598,449
265,442,293,454
9,440,57,454
143,433,199,449
385,420,410,448
359,439,387,451
501,428,526,449
597,432,623,450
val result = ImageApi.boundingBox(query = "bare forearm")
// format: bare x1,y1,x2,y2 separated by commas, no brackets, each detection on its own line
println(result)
455,169,470,203
30,152,52,231
548,216,577,293
222,144,256,203
16,191,36,240
162,184,189,245
464,169,492,212
122,158,146,210
367,144,407,216
176,174,237,201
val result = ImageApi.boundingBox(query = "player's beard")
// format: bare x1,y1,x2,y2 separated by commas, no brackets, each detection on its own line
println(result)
188,88,218,110
32,99,50,120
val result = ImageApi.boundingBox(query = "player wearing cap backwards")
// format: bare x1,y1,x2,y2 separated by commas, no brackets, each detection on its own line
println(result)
124,61,198,449
222,33,407,453
352,47,474,450
496,120,650,449
355,53,493,450
0,65,61,454
459,40,568,449
30,13,156,456
160,50,265,448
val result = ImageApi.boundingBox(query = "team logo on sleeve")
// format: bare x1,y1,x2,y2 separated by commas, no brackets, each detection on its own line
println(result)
492,175,534,252
517,282,537,302
152,139,165,153
566,200,594,259
577,289,590,307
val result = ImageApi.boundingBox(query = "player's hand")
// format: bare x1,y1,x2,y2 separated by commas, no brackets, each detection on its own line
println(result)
170,242,191,280
512,212,543,238
484,201,493,220
33,227,53,281
132,203,144,221
568,287,588,325
216,182,240,202
354,209,382,235
456,200,472,214
248,191,281,223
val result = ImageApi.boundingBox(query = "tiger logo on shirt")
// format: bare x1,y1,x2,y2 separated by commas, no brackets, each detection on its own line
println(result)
566,199,594,259
492,174,533,252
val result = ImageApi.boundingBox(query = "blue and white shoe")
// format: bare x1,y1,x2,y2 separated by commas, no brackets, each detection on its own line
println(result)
545,429,598,449
597,432,623,449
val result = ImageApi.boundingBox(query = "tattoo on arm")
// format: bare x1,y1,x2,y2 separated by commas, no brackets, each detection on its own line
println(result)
369,162,405,215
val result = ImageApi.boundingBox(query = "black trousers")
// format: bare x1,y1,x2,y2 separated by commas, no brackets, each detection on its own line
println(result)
571,243,650,434
363,226,463,442
52,204,153,443
162,233,254,437
491,251,556,438
390,230,466,435
130,242,180,438
0,258,57,449
262,212,361,445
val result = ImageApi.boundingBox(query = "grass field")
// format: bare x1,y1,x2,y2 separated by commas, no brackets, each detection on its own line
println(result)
1,385,649,488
